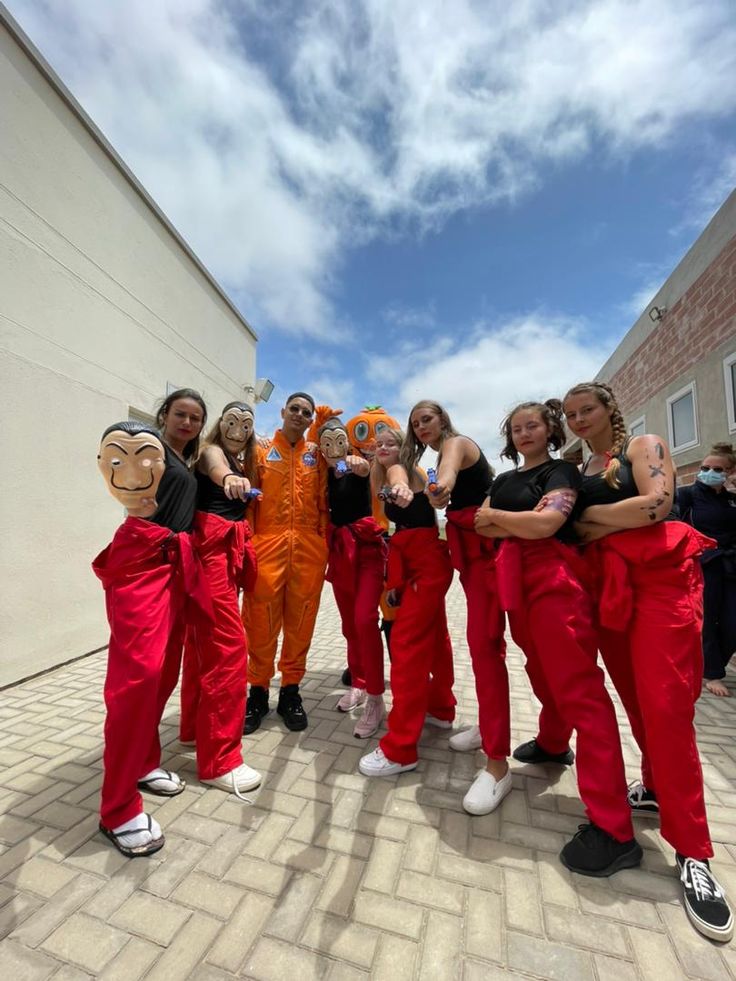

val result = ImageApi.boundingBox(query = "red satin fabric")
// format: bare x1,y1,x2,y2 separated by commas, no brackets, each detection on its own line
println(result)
499,537,633,841
92,517,211,828
380,528,456,765
179,512,257,779
586,522,716,858
445,508,509,759
327,518,387,695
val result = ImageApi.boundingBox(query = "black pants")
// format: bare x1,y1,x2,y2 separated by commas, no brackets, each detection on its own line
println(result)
702,557,736,679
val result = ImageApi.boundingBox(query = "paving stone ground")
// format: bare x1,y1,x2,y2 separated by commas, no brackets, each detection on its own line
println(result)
1,579,736,980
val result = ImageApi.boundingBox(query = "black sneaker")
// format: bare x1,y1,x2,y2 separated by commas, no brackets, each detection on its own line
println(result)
243,685,269,735
341,667,352,687
513,738,575,766
676,855,734,942
277,684,308,731
627,781,659,815
560,822,643,877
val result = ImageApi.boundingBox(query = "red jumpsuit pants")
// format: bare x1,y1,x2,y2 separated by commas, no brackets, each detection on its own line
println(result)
497,538,633,841
446,509,509,760
92,517,211,829
179,512,257,780
328,519,386,695
587,523,716,858
380,528,455,765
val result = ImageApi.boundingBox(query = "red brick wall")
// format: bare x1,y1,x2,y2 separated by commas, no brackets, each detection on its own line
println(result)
607,235,736,416
676,461,700,486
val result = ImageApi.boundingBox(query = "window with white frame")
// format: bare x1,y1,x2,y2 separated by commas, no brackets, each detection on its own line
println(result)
629,415,646,438
724,352,736,433
666,382,698,452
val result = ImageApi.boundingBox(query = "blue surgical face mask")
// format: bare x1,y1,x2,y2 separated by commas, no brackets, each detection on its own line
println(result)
697,469,727,487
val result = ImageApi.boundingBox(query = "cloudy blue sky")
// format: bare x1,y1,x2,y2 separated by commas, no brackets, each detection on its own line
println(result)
10,0,736,457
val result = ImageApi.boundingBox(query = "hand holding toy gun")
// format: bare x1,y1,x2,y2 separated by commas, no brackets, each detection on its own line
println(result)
335,459,351,476
378,484,397,502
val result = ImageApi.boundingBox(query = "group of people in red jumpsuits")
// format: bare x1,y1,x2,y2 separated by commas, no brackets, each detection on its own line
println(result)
93,381,733,944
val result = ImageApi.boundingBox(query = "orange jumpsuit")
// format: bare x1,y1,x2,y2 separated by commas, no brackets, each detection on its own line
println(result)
242,429,328,687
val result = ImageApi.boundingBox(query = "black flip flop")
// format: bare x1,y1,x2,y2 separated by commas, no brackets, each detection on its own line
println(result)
99,815,165,858
136,770,186,797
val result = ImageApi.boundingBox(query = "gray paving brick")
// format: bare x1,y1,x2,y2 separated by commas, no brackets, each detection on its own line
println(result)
1,581,735,980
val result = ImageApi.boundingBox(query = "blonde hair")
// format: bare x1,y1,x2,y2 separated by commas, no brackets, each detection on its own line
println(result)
400,400,459,474
370,427,405,497
563,382,627,488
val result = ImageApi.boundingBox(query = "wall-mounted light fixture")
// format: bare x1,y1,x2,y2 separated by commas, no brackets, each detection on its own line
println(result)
648,305,666,323
243,377,275,403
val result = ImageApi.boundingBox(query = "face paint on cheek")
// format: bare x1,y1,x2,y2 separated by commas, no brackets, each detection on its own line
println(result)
97,431,166,517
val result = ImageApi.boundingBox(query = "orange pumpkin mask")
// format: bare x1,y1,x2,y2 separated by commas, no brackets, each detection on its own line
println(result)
346,405,400,461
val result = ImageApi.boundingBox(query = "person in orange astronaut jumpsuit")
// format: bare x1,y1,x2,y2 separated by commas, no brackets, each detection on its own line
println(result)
341,405,400,684
242,392,329,733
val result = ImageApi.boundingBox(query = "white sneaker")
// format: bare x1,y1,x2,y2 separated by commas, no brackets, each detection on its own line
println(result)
425,714,452,729
337,687,367,713
202,763,262,800
359,747,417,778
449,725,482,752
463,768,513,815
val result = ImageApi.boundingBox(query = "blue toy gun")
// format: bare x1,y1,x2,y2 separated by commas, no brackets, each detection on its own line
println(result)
335,459,351,475
245,488,263,501
378,485,397,502
426,467,439,493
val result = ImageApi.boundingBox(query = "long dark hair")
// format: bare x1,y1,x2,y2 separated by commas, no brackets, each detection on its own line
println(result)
204,401,257,483
155,388,208,461
500,399,566,466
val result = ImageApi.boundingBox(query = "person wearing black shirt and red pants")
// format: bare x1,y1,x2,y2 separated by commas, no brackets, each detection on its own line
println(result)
474,399,640,876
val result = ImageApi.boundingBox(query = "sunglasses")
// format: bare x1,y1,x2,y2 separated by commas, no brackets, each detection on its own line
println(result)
701,466,725,473
287,404,314,419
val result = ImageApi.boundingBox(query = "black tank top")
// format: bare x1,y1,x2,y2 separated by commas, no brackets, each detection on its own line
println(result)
579,444,639,506
149,445,198,533
446,448,494,511
385,490,436,530
328,471,371,527
195,469,247,521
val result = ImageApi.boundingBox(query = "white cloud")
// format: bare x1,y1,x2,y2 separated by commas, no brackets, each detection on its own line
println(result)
385,315,611,469
9,0,736,337
382,301,437,330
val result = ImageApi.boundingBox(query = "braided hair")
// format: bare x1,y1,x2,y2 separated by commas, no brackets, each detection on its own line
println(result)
563,382,627,488
499,399,566,466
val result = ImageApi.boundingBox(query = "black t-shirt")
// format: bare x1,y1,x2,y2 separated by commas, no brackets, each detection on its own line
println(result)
149,445,198,533
385,491,436,531
677,482,736,549
195,469,247,522
447,449,494,511
490,460,581,542
328,470,371,527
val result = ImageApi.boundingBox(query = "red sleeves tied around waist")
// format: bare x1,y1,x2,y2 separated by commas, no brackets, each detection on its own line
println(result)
92,515,214,623
325,517,387,587
192,511,258,592
445,507,492,574
586,521,716,631
495,537,590,612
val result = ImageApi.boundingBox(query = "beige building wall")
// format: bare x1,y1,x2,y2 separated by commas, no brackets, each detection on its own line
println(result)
0,11,257,686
